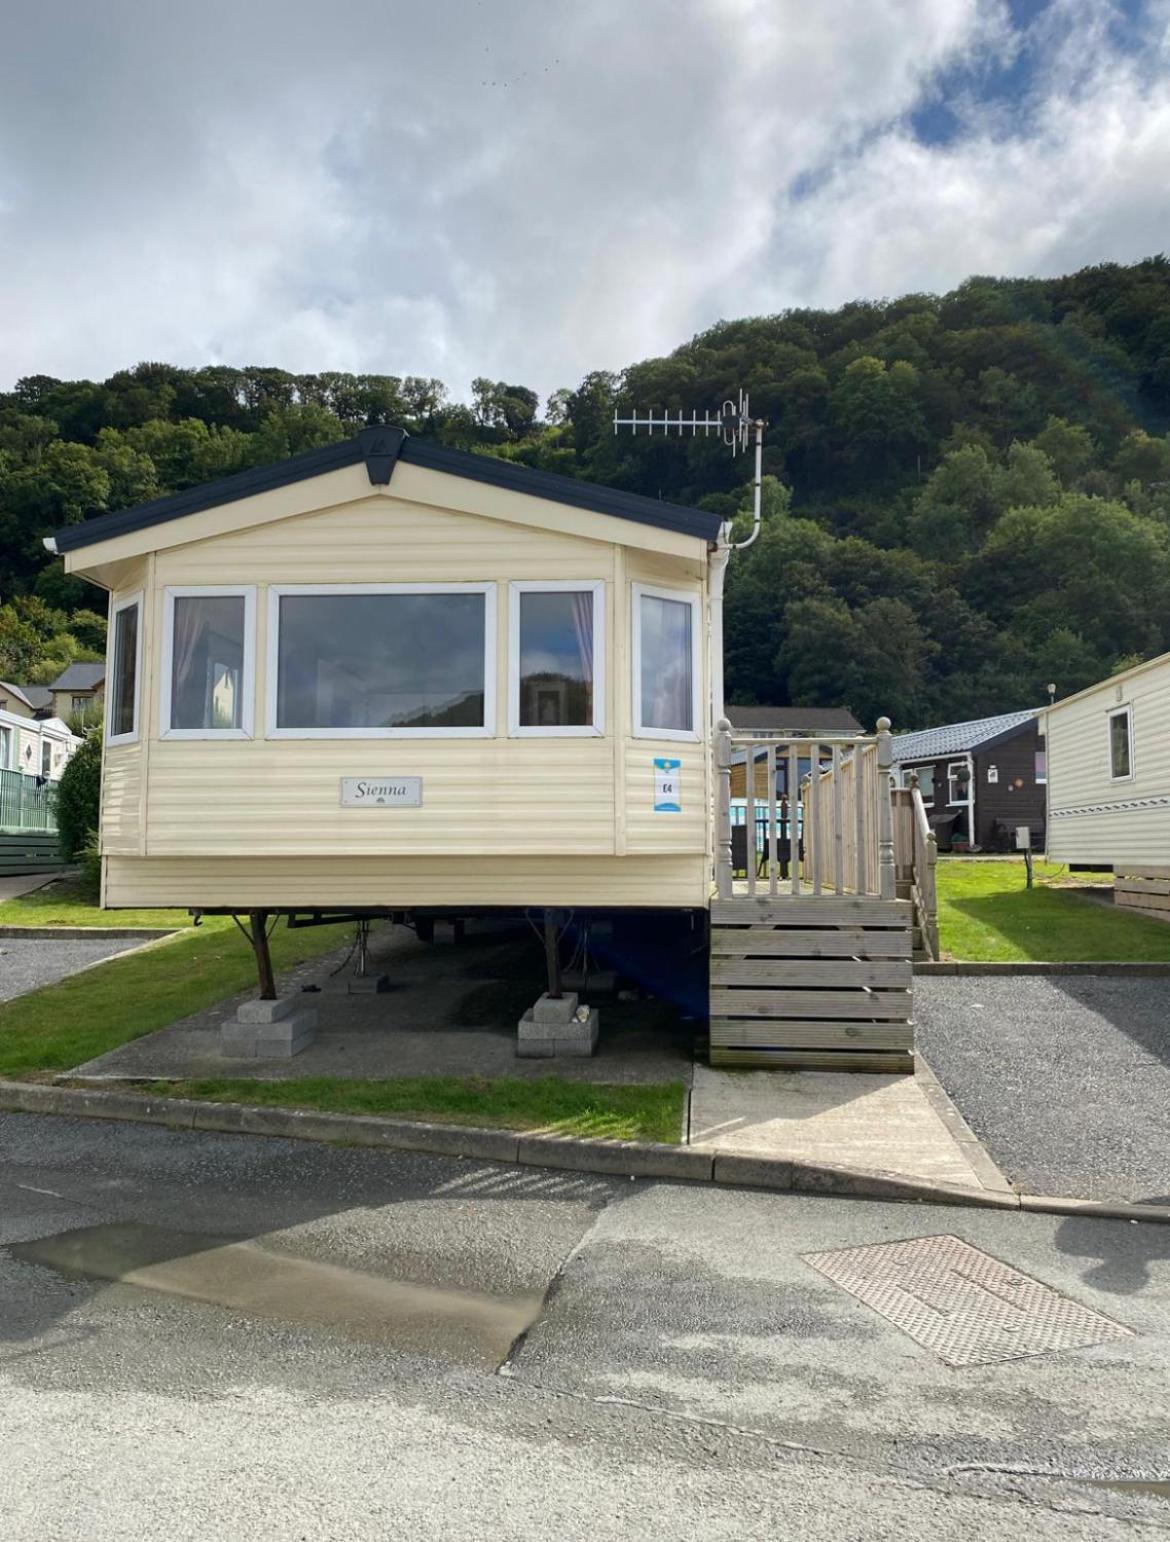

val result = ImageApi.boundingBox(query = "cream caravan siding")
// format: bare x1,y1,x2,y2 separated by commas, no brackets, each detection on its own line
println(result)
1045,654,1170,866
89,483,712,906
104,855,710,910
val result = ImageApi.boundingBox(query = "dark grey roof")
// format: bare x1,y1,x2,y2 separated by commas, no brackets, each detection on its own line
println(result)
49,662,105,691
52,425,722,554
0,681,39,711
726,705,864,734
891,709,1039,762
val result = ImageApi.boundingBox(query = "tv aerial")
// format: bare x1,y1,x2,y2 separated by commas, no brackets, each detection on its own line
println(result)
613,388,764,550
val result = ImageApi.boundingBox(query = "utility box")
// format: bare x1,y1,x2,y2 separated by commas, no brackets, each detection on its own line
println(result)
1015,826,1032,850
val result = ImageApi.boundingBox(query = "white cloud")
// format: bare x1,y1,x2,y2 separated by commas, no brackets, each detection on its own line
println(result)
0,0,1166,402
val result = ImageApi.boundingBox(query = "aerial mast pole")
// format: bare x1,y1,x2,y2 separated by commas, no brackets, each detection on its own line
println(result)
613,389,766,724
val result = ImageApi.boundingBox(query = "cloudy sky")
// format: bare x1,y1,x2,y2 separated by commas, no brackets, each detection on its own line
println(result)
1,0,1168,403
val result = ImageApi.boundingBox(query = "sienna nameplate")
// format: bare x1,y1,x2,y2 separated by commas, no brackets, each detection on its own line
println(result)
340,777,423,808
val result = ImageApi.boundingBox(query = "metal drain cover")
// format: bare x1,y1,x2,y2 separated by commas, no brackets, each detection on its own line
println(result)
803,1234,1133,1367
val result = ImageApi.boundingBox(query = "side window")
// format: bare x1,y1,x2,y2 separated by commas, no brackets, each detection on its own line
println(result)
40,738,53,778
914,765,935,803
108,594,142,745
633,585,700,741
509,582,604,735
1034,734,1047,784
161,587,255,738
1109,708,1132,779
0,725,11,769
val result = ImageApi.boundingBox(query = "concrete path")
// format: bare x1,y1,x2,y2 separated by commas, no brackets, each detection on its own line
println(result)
917,976,1170,1204
0,871,60,902
71,921,696,1088
2,1113,1168,1539
689,1063,997,1189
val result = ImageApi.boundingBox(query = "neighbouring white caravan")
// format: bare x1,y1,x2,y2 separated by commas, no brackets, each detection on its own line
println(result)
1044,649,1170,921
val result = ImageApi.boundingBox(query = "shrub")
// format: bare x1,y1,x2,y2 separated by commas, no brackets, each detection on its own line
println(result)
77,830,103,899
56,730,102,863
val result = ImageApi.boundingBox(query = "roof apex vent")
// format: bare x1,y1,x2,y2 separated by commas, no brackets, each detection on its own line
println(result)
358,424,407,485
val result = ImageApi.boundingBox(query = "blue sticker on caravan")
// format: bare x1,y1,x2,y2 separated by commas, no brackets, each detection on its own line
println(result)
653,757,682,813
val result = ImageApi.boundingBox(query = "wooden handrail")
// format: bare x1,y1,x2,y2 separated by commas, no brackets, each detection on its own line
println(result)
716,726,895,899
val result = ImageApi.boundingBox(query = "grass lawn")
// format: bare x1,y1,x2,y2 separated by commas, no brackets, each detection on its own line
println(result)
0,917,353,1077
0,877,190,930
937,858,1170,962
140,1075,686,1144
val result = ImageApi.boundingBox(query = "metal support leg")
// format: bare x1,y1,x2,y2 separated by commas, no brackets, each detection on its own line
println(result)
543,910,563,1000
249,910,277,1000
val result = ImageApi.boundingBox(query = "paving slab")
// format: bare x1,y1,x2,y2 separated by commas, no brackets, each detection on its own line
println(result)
689,1063,990,1189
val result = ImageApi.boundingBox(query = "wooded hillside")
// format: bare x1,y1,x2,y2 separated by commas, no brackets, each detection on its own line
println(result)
4,257,1170,728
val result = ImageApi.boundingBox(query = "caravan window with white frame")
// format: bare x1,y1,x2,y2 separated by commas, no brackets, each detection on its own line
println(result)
1108,706,1133,780
268,584,496,737
508,582,604,736
107,592,143,746
632,584,701,741
0,724,11,770
161,587,256,738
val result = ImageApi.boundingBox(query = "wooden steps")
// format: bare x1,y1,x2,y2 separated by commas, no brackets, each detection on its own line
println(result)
708,896,914,1072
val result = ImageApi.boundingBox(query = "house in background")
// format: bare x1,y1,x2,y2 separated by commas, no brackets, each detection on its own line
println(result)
727,705,864,799
47,662,105,724
1045,649,1170,919
0,682,51,720
890,709,1046,851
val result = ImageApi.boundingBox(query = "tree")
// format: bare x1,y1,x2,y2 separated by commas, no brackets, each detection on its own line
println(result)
55,729,102,863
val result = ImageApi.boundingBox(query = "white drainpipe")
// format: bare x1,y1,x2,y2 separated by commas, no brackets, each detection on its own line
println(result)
709,417,765,730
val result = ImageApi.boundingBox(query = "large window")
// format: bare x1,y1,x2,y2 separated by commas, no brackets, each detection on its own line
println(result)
509,582,604,736
0,725,11,769
911,765,934,804
268,584,495,737
161,587,255,738
1109,706,1133,779
632,585,700,740
107,593,142,745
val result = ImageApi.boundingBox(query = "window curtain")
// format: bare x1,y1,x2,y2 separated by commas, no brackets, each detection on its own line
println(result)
170,599,207,712
570,591,594,686
642,595,691,730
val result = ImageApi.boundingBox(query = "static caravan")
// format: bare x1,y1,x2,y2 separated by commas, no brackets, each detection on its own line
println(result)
50,425,914,1067
1045,651,1170,920
0,709,81,876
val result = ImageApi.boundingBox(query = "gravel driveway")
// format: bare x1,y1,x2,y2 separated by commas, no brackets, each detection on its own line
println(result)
0,938,144,1004
916,975,1170,1204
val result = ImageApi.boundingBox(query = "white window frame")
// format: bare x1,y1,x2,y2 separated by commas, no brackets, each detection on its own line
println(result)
631,582,702,743
0,723,12,770
908,764,934,806
507,580,605,738
266,583,498,740
946,760,969,806
160,586,257,741
1107,704,1134,782
106,590,144,747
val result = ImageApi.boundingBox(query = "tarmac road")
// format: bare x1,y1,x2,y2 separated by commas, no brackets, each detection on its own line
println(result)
916,975,1170,1204
1,1113,1168,1540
